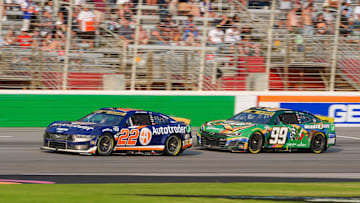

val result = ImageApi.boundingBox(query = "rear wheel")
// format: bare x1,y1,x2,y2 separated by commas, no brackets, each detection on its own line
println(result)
164,135,182,156
248,132,263,154
97,133,114,156
311,134,326,154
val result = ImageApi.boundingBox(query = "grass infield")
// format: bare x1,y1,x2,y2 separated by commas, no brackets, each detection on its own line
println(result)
0,182,360,202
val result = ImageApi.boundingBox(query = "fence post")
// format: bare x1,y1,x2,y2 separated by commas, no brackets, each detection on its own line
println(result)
130,0,143,90
264,0,276,91
62,0,73,90
329,0,343,91
197,6,209,91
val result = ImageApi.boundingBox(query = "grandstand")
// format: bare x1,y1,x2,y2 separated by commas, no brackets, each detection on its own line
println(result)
0,0,359,91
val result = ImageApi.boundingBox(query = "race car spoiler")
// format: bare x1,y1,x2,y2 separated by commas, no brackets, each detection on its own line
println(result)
171,117,191,125
316,115,335,123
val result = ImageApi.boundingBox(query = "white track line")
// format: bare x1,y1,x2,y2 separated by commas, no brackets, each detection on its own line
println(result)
17,173,360,179
0,136,13,138
337,135,360,140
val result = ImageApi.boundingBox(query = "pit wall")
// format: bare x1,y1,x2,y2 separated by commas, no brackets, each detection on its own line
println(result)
0,91,359,127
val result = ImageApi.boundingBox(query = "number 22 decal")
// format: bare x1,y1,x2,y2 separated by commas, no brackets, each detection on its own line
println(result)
117,129,140,146
269,127,288,145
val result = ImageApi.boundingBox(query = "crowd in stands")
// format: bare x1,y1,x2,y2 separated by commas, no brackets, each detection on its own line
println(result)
0,0,359,55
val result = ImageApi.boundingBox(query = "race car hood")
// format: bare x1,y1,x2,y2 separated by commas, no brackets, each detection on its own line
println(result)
47,121,102,135
201,120,255,134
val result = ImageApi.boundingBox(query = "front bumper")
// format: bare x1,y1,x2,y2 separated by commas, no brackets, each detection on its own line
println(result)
42,137,98,154
40,146,97,154
199,133,249,151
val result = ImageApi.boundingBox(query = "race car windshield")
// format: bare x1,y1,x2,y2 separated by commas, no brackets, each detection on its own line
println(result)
78,113,124,126
229,112,273,124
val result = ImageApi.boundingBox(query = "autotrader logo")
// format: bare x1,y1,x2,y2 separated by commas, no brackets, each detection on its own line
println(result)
139,128,152,145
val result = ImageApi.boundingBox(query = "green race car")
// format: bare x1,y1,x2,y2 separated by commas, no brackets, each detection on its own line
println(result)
197,107,336,153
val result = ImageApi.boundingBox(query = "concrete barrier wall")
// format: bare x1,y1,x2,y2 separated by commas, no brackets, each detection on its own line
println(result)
0,91,235,127
0,91,359,127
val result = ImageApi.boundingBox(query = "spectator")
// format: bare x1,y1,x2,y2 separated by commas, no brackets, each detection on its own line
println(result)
38,10,54,37
248,0,271,9
224,25,240,44
188,0,200,17
21,0,38,31
152,14,177,45
4,30,16,46
287,7,302,34
17,28,33,48
168,0,177,16
118,19,134,48
136,25,149,45
31,28,41,47
302,3,314,36
323,7,334,33
199,0,214,16
208,25,224,49
116,0,130,10
341,0,353,19
315,13,329,35
93,0,106,25
44,0,54,15
178,0,190,16
146,0,156,6
183,23,199,46
354,1,360,30
42,31,61,50
119,2,135,23
238,25,260,56
279,0,292,28
323,0,340,12
340,8,350,37
77,4,96,49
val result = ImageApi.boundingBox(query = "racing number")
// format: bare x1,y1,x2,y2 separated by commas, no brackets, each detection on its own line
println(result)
269,127,288,145
117,129,140,146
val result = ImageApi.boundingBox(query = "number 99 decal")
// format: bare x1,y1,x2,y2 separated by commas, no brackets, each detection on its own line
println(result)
269,127,288,145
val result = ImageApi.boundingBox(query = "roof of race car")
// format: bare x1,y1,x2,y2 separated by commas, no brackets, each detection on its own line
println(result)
248,107,290,112
99,107,145,114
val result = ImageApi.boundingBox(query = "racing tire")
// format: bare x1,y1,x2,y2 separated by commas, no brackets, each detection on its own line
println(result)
97,133,114,156
248,132,264,154
310,133,326,154
164,135,182,156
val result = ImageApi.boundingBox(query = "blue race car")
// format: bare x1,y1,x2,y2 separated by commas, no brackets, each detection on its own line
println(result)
41,108,192,156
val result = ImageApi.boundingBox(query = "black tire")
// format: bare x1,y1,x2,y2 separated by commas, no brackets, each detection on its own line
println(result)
248,132,263,154
311,133,326,154
164,135,182,156
97,133,114,156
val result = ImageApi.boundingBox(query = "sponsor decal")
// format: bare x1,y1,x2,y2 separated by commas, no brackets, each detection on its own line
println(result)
56,128,69,132
280,103,360,124
139,128,152,145
51,123,94,131
102,128,113,132
113,126,119,132
151,125,187,135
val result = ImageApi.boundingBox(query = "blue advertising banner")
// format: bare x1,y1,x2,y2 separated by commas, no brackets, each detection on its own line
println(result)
280,103,360,124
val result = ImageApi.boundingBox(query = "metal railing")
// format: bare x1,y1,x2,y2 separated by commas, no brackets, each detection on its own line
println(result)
0,0,359,91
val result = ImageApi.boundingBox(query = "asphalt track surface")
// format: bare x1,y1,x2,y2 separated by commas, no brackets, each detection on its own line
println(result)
1,127,360,183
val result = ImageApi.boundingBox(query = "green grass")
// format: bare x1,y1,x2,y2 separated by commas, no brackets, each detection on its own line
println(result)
1,182,360,203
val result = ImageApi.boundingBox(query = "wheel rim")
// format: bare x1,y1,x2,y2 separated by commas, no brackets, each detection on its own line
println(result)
313,135,324,151
99,136,111,153
167,136,180,153
250,134,261,151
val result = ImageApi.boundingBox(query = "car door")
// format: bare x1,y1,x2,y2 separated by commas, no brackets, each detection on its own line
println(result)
267,112,299,148
115,113,153,148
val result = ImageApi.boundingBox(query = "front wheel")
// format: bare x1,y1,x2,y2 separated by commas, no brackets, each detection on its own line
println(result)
248,132,263,154
164,135,182,156
97,133,114,156
311,134,326,154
